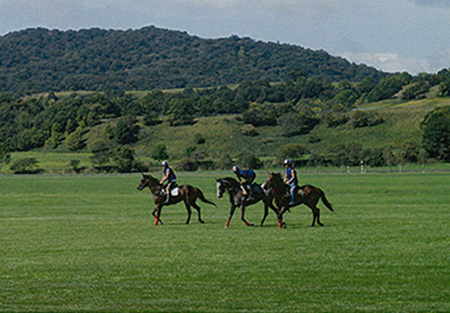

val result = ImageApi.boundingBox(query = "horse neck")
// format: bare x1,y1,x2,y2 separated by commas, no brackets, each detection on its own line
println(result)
221,178,240,194
220,177,237,186
270,178,287,195
144,176,163,194
148,184,162,195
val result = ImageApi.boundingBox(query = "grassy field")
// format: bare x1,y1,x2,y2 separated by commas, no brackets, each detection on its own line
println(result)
1,172,449,312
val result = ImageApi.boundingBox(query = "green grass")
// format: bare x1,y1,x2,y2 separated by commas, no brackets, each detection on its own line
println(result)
1,172,449,312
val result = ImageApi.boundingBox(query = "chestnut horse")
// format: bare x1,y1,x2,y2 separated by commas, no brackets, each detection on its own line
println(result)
264,172,334,228
137,174,216,225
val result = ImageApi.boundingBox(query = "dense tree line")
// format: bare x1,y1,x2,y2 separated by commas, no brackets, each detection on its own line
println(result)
0,27,384,94
2,68,450,172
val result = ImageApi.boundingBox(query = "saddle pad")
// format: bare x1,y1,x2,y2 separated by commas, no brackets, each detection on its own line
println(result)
171,187,179,197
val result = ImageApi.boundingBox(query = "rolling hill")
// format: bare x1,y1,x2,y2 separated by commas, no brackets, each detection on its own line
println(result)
0,26,385,93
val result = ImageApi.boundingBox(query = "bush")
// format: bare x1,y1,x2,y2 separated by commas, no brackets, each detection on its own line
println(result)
114,116,139,144
278,108,320,137
112,147,144,173
10,157,42,174
242,104,277,127
69,159,81,173
237,153,263,169
0,143,11,171
194,133,206,144
178,157,199,171
215,154,234,171
349,110,384,128
277,144,309,162
421,106,450,161
151,144,169,161
241,125,259,137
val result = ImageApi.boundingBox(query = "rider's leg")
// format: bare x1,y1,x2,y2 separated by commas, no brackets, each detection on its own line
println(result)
246,175,256,200
164,186,170,203
164,182,173,204
289,184,296,205
246,183,254,200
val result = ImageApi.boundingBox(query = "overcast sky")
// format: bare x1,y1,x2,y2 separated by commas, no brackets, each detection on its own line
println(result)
1,0,449,75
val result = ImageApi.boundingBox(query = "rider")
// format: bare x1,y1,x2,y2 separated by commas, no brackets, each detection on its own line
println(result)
160,161,177,204
232,165,256,201
283,159,298,206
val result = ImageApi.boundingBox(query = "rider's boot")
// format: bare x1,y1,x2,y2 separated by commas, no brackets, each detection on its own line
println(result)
164,192,170,204
246,186,255,201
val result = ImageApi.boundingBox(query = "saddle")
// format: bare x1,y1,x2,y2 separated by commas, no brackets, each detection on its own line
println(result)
160,183,179,197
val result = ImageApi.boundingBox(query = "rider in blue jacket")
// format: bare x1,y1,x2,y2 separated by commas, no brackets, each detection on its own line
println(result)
232,165,256,200
283,159,298,206
160,161,177,204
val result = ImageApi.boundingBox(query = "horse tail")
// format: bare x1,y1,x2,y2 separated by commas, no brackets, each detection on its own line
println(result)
319,188,334,212
198,189,217,207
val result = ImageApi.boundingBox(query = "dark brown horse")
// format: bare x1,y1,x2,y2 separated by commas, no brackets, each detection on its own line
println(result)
264,172,334,228
137,174,216,225
216,177,280,228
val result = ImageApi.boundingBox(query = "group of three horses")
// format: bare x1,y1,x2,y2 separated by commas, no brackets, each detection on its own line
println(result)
137,172,334,228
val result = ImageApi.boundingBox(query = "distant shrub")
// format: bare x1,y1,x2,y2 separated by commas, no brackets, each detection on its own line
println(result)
237,153,263,169
421,106,450,161
10,157,42,174
242,125,259,137
69,159,81,173
214,154,234,171
178,157,199,171
349,110,384,128
242,104,277,127
151,144,169,161
277,144,309,162
194,133,206,144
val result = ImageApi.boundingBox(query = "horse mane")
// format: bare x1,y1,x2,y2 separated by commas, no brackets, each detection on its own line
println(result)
143,174,161,185
267,172,287,190
218,177,240,188
269,172,283,182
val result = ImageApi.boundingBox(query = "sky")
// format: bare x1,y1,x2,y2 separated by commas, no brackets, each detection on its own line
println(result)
1,0,449,75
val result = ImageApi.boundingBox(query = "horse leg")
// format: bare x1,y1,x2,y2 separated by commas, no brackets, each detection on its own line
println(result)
308,204,323,227
184,202,192,224
259,204,269,227
153,206,163,226
226,205,237,228
191,201,205,224
240,205,254,226
278,207,288,229
315,208,323,227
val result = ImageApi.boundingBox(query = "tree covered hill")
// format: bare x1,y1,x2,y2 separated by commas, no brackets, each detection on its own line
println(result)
0,26,385,93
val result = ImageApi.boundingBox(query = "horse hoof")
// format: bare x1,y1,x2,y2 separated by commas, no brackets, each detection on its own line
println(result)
259,223,263,227
282,222,287,228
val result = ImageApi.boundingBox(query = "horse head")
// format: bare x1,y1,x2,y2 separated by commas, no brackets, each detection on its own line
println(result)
215,177,239,198
263,172,283,189
215,178,226,198
137,174,160,191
